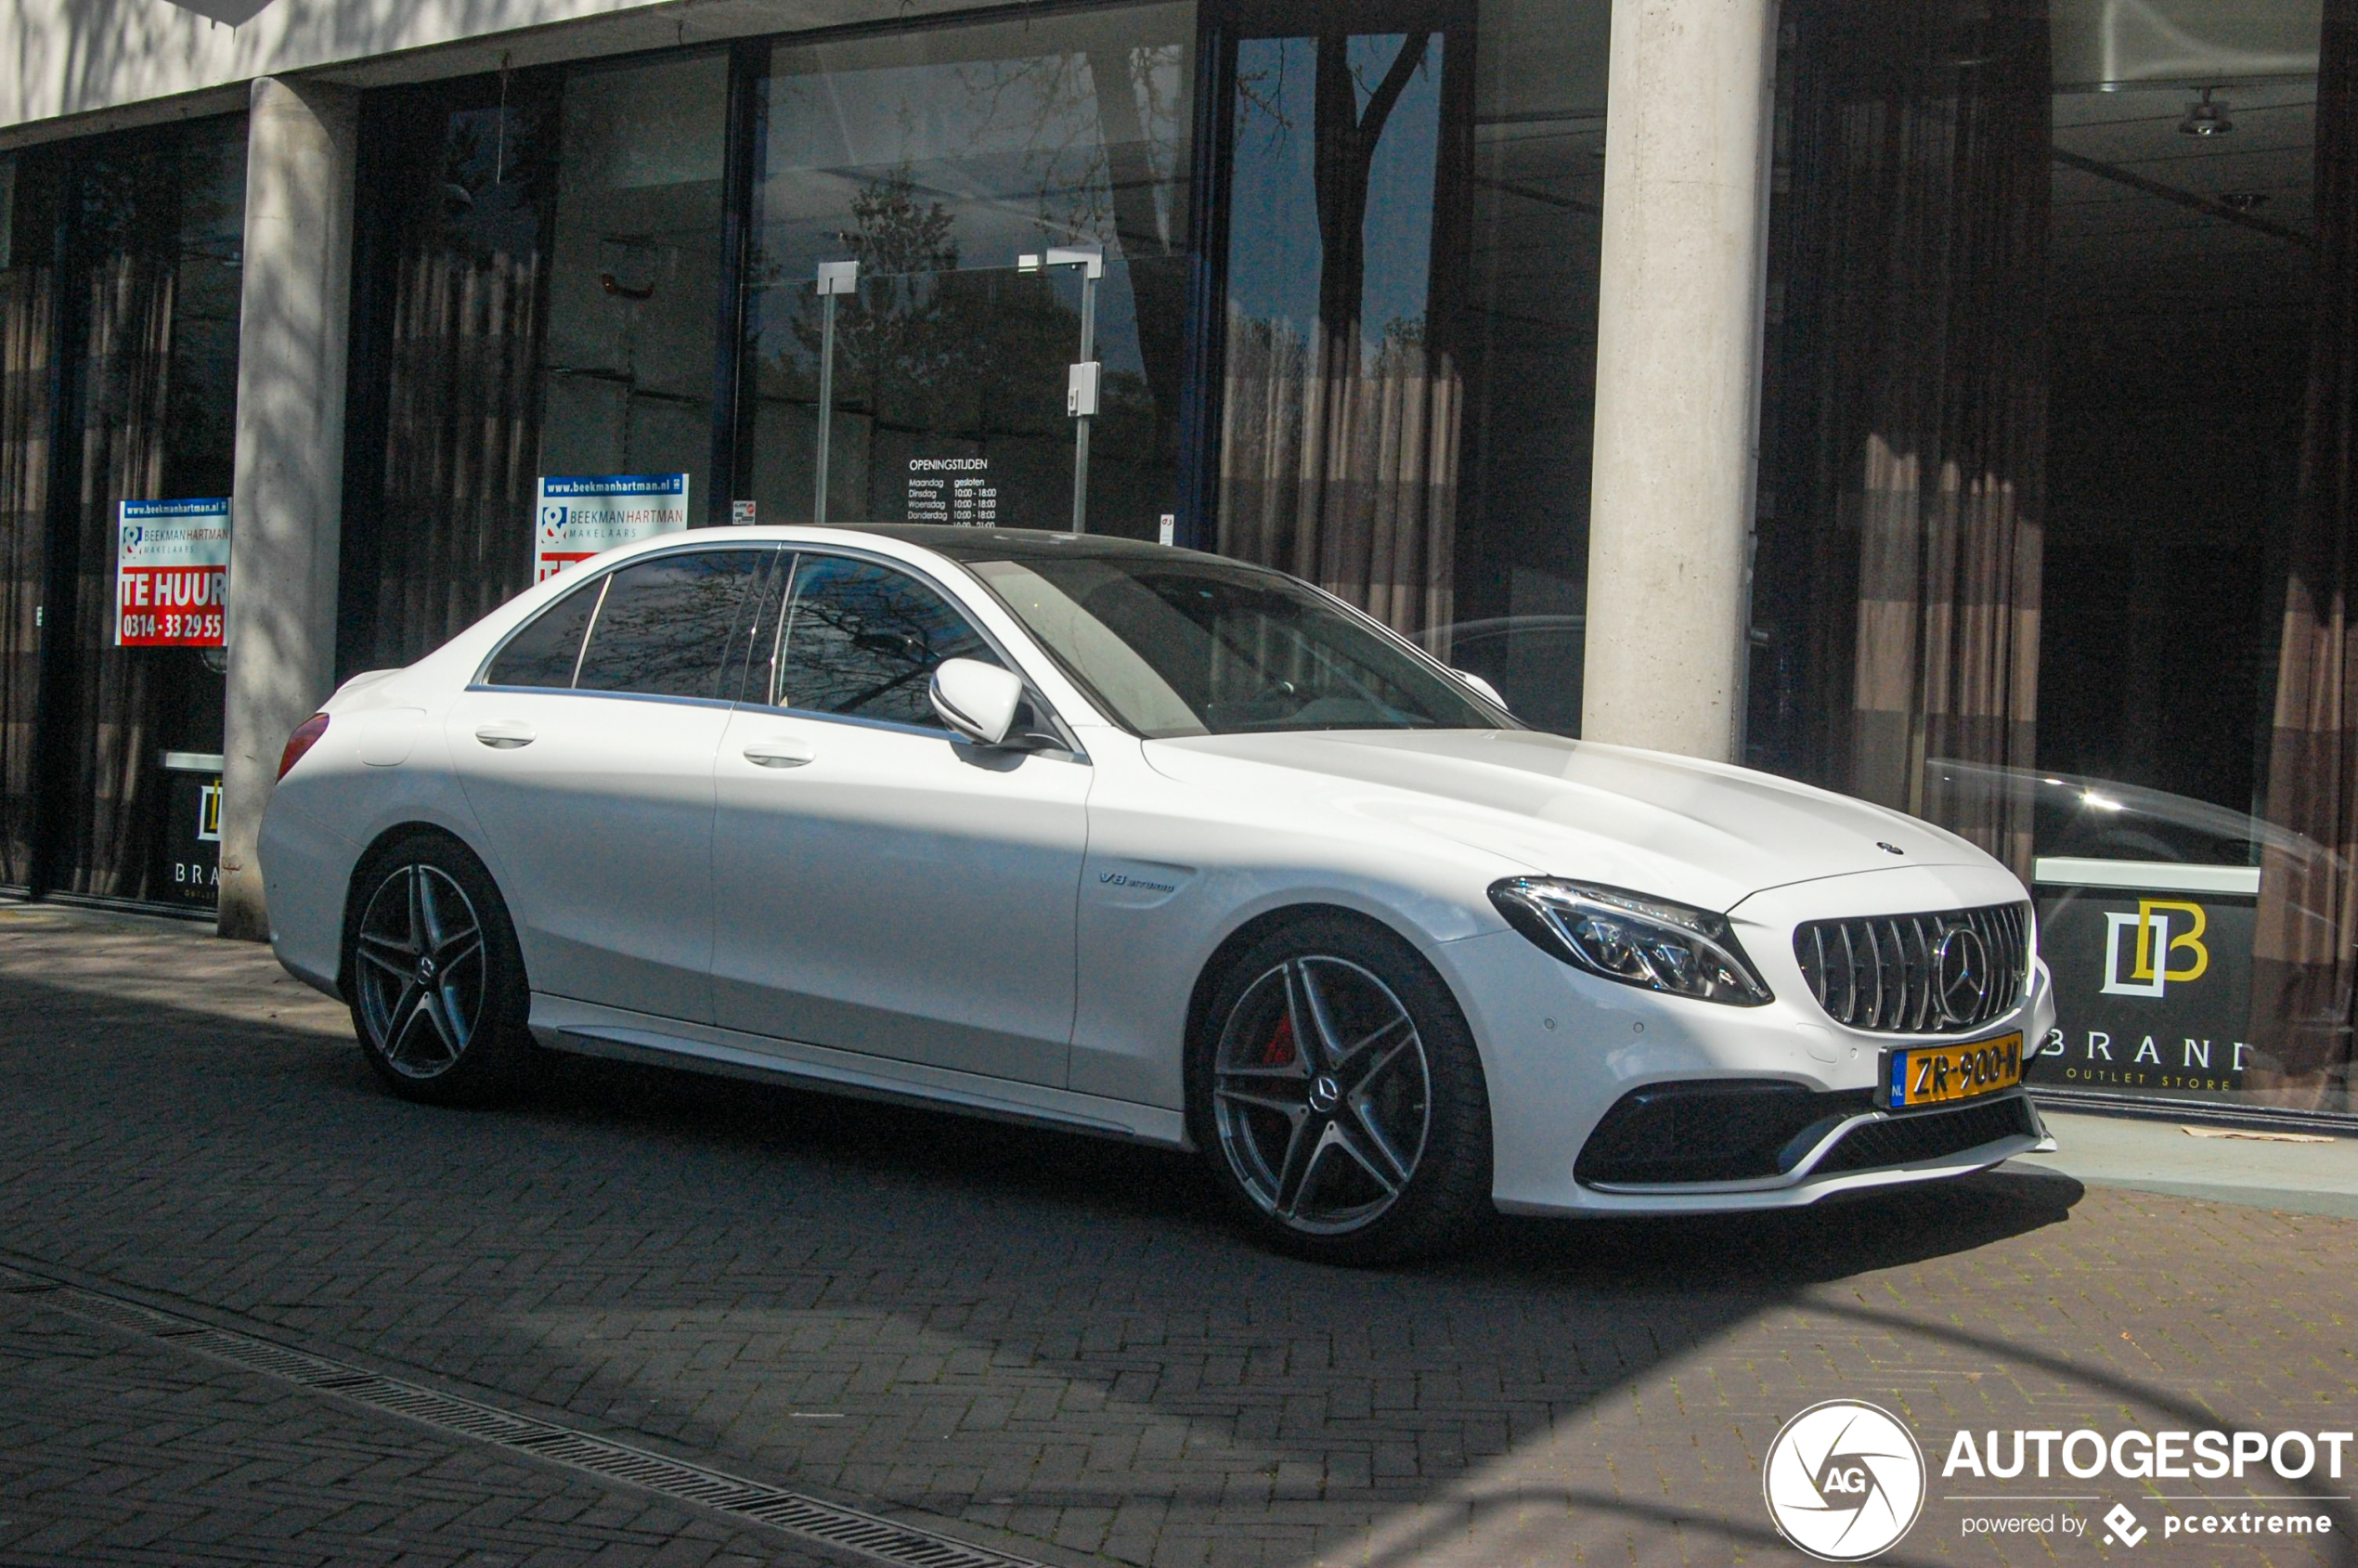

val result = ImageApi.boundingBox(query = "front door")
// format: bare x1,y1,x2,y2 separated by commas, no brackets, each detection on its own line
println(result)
447,544,772,1022
709,549,1090,1085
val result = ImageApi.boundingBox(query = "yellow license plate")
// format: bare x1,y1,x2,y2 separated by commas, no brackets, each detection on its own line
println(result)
1883,1033,2023,1109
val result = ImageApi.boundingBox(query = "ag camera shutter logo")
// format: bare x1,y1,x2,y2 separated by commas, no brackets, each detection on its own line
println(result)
1763,1400,1926,1561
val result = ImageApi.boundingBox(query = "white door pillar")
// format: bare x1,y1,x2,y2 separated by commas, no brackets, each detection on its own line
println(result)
1581,0,1779,761
218,76,356,940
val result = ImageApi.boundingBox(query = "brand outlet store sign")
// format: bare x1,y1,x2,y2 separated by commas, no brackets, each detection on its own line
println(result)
2028,880,2256,1100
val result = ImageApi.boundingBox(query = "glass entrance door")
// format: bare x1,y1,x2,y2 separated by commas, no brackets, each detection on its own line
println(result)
733,5,1196,538
0,118,247,910
772,257,1144,532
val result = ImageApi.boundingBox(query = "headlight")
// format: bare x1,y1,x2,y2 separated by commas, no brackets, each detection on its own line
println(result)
1488,878,1774,1006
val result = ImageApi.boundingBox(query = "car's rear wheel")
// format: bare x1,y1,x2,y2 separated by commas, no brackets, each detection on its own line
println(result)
1191,915,1492,1264
345,834,531,1105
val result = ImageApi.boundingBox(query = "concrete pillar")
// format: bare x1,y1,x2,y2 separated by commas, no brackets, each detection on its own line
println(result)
1581,0,1779,761
218,77,356,940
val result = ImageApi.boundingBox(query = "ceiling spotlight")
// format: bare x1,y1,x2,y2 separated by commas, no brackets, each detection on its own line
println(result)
2180,87,2234,136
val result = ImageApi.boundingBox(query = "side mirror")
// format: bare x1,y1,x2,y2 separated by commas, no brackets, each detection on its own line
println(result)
1454,669,1509,711
929,657,1028,746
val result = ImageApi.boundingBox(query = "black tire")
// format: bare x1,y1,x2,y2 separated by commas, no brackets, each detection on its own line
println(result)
1188,914,1493,1265
343,831,533,1106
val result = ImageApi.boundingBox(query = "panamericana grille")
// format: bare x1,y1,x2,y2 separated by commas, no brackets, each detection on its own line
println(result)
1794,901,2030,1034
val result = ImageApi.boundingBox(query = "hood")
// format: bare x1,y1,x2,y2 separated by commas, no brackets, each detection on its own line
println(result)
1144,729,2000,912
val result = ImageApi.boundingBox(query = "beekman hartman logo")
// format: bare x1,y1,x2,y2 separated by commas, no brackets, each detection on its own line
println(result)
1763,1401,1927,1562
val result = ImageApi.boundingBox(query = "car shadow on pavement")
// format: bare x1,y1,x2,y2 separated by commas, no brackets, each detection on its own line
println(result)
0,965,2167,1568
517,1033,2086,1286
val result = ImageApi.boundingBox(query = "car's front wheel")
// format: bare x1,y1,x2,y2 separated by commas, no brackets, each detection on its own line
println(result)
344,833,532,1105
1191,914,1493,1264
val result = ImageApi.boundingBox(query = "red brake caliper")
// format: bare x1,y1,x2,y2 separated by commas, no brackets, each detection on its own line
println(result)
1261,1013,1296,1068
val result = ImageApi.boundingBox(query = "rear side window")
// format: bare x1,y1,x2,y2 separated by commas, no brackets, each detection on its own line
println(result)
484,576,602,689
576,550,767,699
774,555,995,729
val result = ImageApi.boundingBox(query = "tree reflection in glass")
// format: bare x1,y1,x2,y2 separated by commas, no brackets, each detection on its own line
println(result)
741,8,1194,536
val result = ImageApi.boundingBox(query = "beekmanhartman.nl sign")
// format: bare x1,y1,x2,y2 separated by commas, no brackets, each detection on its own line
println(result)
535,473,690,582
116,498,231,648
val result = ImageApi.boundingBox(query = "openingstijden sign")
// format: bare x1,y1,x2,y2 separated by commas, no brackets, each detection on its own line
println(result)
116,499,230,648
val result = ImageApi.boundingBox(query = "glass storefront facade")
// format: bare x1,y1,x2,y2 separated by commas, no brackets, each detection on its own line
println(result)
1756,0,2354,1117
0,115,245,909
337,0,1615,696
0,0,2352,1124
740,6,1197,535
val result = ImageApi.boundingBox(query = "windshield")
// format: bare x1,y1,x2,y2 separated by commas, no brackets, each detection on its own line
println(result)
947,545,1510,737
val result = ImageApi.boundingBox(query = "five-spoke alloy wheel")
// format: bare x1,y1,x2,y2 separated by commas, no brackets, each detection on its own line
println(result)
1193,915,1491,1264
346,834,531,1104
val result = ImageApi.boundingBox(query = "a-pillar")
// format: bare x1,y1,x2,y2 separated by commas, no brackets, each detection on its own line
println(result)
217,77,356,940
1581,0,1779,761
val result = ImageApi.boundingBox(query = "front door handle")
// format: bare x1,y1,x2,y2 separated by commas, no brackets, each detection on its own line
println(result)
473,721,537,749
742,737,817,769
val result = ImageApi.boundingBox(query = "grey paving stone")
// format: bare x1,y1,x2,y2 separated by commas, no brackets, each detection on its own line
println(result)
1,905,2353,1566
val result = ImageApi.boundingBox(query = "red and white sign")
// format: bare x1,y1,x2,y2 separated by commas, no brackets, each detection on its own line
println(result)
535,473,690,582
117,499,230,648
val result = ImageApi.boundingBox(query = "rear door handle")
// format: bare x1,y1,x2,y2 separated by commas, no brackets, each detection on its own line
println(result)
473,721,536,749
742,737,817,769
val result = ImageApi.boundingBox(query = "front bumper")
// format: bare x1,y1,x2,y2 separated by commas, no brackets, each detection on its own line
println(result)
1440,865,2059,1216
1573,1079,2045,1194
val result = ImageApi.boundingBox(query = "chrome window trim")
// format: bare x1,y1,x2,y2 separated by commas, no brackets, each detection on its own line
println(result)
732,701,1089,759
459,683,744,715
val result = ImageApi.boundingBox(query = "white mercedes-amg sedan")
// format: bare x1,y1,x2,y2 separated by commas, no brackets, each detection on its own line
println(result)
262,525,2055,1263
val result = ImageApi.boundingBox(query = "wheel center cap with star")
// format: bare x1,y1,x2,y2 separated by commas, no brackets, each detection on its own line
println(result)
1307,1074,1341,1113
416,954,437,983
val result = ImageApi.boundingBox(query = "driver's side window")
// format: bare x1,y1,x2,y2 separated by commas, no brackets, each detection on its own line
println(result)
773,555,998,729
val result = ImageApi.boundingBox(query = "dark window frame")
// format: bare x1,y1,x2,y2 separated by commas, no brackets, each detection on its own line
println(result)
472,541,780,707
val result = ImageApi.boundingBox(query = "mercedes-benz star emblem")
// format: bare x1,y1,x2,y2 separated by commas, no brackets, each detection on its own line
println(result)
1932,927,1990,1024
1307,1074,1341,1113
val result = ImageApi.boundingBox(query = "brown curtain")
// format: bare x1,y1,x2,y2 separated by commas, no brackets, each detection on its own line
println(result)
1217,30,1460,641
1219,314,1459,635
65,253,175,897
0,266,52,887
1780,0,2050,875
346,82,555,674
2249,0,2358,1114
365,248,546,667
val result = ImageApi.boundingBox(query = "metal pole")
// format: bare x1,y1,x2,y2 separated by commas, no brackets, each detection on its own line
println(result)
1071,266,1096,535
815,290,836,525
811,260,857,526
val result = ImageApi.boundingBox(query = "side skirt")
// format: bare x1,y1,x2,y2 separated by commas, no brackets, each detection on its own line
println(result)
529,994,1192,1149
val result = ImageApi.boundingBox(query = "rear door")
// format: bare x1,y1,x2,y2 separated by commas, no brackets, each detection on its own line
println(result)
447,545,774,1022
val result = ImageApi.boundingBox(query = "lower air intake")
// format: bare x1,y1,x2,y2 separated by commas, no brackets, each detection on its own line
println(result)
1813,1095,2038,1173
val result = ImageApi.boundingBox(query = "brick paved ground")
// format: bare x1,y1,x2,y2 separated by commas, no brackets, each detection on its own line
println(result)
0,904,2351,1568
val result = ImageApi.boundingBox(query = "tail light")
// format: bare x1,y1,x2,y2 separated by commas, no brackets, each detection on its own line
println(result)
279,713,330,780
